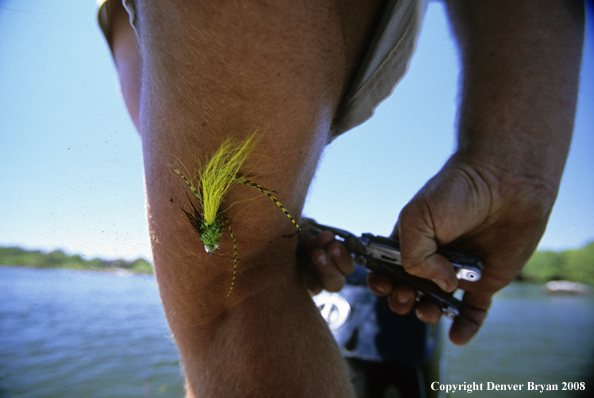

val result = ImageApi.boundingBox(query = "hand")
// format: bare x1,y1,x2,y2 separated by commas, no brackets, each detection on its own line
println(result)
368,154,558,344
298,219,356,295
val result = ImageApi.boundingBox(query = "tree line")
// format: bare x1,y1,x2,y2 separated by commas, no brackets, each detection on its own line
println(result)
0,246,153,274
1,241,592,284
519,241,594,284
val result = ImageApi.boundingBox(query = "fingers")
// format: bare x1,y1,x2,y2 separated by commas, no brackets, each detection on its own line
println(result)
368,271,491,343
303,230,355,293
449,290,490,345
368,271,441,321
396,205,459,292
367,271,394,296
368,272,420,314
394,165,493,293
449,306,486,345
413,300,443,324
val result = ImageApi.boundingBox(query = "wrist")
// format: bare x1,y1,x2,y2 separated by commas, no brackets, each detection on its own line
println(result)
444,153,559,226
453,141,566,196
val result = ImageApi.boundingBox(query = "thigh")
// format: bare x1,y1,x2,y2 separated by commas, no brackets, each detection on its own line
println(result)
133,0,386,302
118,1,386,396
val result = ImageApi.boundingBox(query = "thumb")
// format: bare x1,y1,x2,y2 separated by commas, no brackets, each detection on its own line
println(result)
395,200,458,292
395,165,490,292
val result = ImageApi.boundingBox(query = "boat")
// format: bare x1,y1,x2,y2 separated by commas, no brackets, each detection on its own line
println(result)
544,280,591,295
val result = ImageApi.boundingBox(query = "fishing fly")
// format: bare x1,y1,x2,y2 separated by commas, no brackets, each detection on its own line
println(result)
172,133,299,297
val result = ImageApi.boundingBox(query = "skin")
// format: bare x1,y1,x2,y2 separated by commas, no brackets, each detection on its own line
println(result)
304,0,584,345
367,0,584,344
298,221,356,295
106,0,584,395
111,0,383,396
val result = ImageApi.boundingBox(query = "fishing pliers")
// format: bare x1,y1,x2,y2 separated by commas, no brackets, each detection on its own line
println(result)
309,222,483,319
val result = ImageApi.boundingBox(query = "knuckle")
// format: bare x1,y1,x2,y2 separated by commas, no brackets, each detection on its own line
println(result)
401,259,426,277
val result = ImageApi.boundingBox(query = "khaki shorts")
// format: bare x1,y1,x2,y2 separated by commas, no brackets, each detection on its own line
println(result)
97,0,425,139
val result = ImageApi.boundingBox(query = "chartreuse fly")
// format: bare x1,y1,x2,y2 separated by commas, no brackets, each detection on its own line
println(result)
172,133,299,297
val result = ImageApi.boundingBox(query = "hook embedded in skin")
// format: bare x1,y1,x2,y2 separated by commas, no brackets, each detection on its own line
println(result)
172,131,300,296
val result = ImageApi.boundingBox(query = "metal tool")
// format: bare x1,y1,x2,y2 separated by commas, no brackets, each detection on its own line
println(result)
310,223,484,319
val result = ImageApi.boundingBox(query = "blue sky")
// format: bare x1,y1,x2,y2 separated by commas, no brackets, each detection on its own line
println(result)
1,1,592,262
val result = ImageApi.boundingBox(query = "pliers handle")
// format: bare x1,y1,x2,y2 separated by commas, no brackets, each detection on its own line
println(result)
309,222,483,320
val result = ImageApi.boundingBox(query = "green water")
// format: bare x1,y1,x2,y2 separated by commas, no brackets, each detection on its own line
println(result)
444,283,594,397
1,267,592,397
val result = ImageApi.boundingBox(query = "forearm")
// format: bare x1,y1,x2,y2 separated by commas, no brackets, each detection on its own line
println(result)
385,1,585,344
445,0,584,187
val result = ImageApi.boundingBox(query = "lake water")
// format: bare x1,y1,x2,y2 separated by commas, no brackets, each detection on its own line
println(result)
444,283,594,397
0,267,185,398
1,266,593,397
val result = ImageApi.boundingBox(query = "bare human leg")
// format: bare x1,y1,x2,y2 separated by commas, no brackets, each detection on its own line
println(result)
111,0,385,396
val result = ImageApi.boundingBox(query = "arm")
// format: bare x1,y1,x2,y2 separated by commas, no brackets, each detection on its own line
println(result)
369,0,585,344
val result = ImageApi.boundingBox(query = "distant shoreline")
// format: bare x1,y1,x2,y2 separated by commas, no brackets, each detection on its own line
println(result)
0,246,153,274
0,263,152,275
2,242,592,284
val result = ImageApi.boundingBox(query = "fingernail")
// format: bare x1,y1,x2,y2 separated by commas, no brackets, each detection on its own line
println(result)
316,254,327,266
331,246,342,258
433,278,449,291
416,308,424,321
398,294,410,304
373,280,390,295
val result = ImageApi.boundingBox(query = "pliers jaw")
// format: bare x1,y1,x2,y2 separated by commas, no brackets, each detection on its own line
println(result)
308,222,483,320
